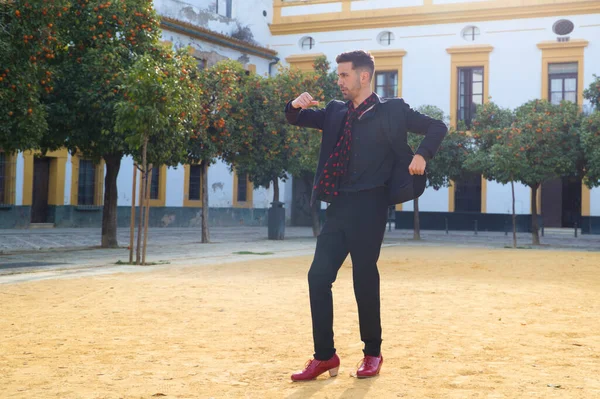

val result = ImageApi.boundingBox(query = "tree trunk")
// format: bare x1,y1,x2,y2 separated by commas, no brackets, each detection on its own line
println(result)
135,171,144,264
142,164,152,265
530,183,540,245
201,160,210,243
511,180,517,248
413,198,421,240
129,163,137,263
136,138,148,264
273,178,280,203
101,154,121,248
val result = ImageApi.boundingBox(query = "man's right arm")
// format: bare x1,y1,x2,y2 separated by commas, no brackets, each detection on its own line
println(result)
285,92,326,130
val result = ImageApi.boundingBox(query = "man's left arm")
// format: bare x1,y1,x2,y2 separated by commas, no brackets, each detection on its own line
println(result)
402,99,448,161
400,99,448,175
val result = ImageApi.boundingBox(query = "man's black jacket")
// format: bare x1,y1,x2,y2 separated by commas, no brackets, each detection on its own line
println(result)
285,94,448,205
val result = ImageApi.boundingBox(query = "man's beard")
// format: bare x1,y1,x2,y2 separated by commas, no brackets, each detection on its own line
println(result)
340,79,361,100
341,87,355,100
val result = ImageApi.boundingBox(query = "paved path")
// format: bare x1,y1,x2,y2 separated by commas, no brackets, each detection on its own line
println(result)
0,226,598,284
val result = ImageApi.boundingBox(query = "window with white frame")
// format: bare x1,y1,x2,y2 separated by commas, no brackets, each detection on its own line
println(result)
375,71,398,98
457,67,484,128
549,63,578,105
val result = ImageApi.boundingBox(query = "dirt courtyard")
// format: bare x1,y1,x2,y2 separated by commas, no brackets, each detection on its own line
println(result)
1,246,599,399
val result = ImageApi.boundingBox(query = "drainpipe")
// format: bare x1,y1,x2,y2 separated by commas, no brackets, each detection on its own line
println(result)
268,57,280,77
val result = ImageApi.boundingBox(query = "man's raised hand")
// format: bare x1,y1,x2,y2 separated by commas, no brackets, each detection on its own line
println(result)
292,92,320,110
408,154,427,176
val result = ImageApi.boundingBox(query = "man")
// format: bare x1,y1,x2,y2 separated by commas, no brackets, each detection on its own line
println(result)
285,50,447,381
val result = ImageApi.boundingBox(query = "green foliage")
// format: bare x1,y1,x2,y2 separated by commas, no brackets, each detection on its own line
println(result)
114,48,198,167
464,99,582,245
583,74,600,109
224,57,339,200
466,100,582,188
187,60,247,165
285,58,339,178
35,0,171,248
0,0,67,152
463,102,516,184
43,0,162,160
582,76,600,188
409,105,468,190
413,105,445,122
512,99,582,187
224,73,295,189
313,56,339,104
581,111,600,188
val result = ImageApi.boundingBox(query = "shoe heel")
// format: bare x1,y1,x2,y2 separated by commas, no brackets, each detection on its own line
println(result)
329,366,339,377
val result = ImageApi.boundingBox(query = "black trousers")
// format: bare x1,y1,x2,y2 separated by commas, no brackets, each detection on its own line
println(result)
308,186,389,360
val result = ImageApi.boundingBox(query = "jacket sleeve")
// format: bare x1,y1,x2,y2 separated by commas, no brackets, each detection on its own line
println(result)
401,99,448,161
285,100,327,131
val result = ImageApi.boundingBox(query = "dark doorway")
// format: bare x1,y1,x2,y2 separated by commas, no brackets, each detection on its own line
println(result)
541,177,581,228
541,178,562,228
562,176,581,228
454,172,482,213
31,157,50,223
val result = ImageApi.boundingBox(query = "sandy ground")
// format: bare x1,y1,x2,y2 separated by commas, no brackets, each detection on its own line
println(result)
1,246,599,399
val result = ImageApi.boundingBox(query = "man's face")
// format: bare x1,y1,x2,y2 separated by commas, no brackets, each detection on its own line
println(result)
337,62,363,101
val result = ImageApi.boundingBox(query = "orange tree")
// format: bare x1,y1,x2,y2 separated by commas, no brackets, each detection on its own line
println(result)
223,59,332,204
583,74,600,109
514,100,582,244
186,60,247,243
582,75,600,188
117,48,199,169
407,106,469,240
462,102,520,246
222,72,296,204
0,0,66,152
582,112,600,188
114,48,198,263
467,100,581,245
41,0,162,247
223,63,330,237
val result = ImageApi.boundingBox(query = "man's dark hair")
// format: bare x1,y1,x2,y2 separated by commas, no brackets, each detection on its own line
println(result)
335,50,375,81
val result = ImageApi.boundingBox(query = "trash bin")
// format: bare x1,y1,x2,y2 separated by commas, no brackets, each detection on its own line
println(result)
268,201,285,240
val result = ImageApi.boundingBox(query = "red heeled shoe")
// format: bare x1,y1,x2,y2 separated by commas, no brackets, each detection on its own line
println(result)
355,354,383,378
291,354,340,381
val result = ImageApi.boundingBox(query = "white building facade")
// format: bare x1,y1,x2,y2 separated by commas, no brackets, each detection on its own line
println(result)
271,0,600,233
1,0,599,233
